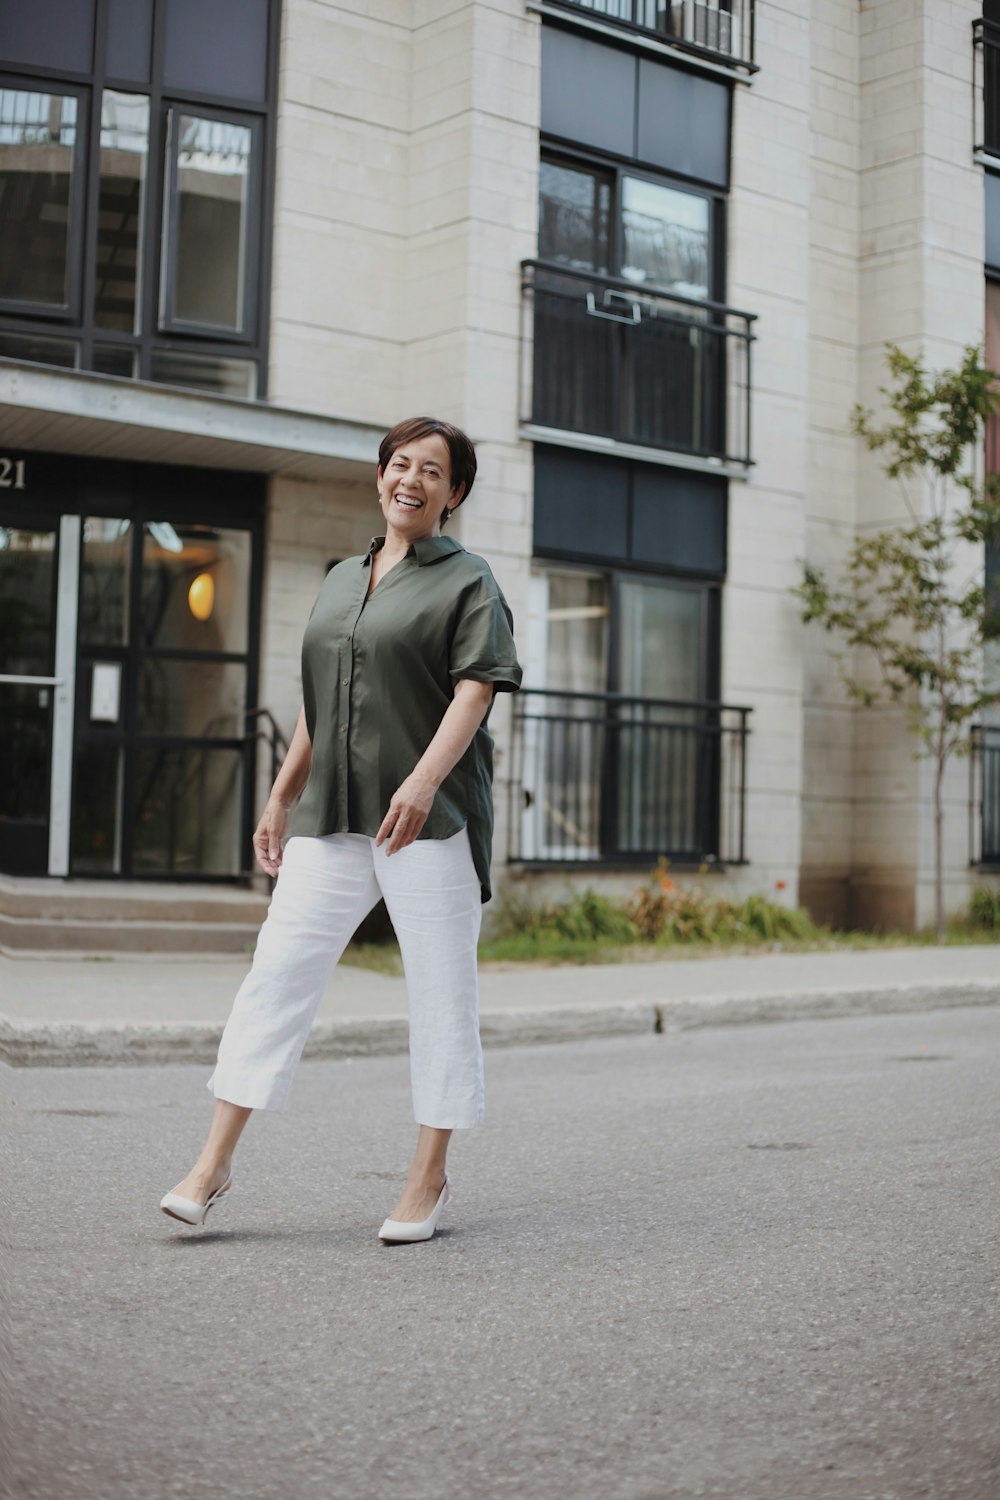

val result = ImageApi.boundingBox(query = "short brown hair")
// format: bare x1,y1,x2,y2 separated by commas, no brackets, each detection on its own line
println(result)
378,417,477,511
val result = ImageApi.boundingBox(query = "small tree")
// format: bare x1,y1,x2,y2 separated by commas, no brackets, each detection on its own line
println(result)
795,343,1000,938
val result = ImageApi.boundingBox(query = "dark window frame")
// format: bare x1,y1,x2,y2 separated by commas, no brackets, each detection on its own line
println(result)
0,0,279,398
537,556,723,701
0,73,91,323
157,101,263,343
529,558,726,864
540,141,728,305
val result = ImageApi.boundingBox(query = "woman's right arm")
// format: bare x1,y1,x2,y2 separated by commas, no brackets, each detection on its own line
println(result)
252,705,312,876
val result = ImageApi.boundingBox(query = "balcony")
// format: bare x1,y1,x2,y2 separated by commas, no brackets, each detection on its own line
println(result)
509,688,751,866
542,0,756,73
520,261,755,472
970,725,1000,865
974,18,1000,159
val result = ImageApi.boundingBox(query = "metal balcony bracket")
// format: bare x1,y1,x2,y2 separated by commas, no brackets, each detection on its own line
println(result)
586,290,642,325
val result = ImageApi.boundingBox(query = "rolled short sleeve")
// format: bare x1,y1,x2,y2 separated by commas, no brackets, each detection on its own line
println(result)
449,580,523,693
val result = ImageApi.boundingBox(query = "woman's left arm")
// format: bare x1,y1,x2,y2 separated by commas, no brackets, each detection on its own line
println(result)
375,678,495,855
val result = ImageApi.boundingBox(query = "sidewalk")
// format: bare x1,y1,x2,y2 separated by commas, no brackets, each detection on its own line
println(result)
1,943,998,1067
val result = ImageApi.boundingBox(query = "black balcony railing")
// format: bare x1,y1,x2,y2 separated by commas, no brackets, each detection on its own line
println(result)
520,261,755,468
969,724,1000,865
547,0,756,72
974,18,1000,157
509,687,751,866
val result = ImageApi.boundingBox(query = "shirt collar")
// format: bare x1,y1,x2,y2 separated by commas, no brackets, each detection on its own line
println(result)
363,535,464,567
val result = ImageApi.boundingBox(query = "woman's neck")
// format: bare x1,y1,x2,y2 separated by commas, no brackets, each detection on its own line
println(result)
381,525,440,562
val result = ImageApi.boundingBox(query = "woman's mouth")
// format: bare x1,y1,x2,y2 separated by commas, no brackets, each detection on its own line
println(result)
394,495,423,511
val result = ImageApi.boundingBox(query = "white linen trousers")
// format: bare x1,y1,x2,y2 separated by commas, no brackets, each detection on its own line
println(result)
208,827,485,1128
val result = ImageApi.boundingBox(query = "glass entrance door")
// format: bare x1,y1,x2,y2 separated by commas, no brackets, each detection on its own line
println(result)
0,515,59,874
72,511,257,879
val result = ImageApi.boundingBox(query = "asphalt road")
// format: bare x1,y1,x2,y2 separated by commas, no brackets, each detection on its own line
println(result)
3,1007,999,1500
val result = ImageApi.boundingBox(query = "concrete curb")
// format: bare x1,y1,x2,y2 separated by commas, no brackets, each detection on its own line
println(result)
2,980,998,1068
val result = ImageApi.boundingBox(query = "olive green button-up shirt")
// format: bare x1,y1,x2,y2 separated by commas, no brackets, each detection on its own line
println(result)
286,535,522,902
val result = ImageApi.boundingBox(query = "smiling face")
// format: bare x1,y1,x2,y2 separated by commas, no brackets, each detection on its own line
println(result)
376,432,464,545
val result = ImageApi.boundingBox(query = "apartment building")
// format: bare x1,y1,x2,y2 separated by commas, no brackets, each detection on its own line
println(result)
0,0,995,932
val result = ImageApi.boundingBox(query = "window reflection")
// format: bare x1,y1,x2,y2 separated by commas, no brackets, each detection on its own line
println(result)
148,348,255,397
0,331,78,366
0,526,55,674
0,89,78,307
133,746,243,875
72,743,124,874
164,112,252,332
95,92,149,332
621,178,710,299
141,523,250,653
138,658,246,738
538,161,612,274
92,343,136,377
80,518,131,646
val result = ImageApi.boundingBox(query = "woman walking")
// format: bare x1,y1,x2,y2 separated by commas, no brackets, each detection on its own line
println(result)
160,416,521,1243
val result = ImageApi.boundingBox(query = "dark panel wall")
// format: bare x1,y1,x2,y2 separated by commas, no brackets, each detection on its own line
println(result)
540,25,730,189
540,27,636,159
534,444,727,577
0,0,96,72
105,0,154,82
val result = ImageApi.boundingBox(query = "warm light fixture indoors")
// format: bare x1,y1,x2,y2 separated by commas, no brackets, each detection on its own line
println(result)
188,572,215,621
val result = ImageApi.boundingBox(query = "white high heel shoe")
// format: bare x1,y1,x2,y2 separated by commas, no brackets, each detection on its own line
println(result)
160,1174,233,1227
378,1178,451,1243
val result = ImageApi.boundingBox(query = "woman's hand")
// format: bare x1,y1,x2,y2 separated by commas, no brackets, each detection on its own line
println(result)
375,772,437,855
253,799,290,877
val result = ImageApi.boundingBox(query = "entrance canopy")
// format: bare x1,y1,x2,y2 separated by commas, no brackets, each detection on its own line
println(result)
0,359,383,482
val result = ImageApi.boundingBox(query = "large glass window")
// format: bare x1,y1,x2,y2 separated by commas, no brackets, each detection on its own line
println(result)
162,112,254,334
532,155,730,458
539,160,612,274
0,0,275,394
620,176,710,298
0,88,80,310
95,92,149,332
539,153,716,299
524,565,719,861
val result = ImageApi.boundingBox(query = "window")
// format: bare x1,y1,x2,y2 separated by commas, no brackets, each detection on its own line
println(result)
539,153,718,299
161,111,255,335
95,92,149,333
527,147,755,462
0,0,276,396
518,564,724,861
0,87,83,312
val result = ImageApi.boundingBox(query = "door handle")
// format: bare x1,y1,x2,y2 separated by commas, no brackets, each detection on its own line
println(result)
0,674,64,686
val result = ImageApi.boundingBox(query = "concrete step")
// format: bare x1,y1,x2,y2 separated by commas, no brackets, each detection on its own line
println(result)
0,910,260,956
0,875,268,954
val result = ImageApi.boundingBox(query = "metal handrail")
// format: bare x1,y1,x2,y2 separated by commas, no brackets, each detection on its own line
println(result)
539,0,758,72
515,685,752,713
522,259,759,326
245,706,290,790
510,687,752,866
521,259,756,467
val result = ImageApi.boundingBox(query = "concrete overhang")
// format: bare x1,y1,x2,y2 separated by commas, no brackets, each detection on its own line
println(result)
0,359,384,482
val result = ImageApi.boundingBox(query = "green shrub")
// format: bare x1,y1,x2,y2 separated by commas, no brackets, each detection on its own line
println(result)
490,870,820,953
552,888,639,943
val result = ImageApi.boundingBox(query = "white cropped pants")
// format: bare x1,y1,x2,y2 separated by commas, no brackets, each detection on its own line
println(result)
208,827,485,1128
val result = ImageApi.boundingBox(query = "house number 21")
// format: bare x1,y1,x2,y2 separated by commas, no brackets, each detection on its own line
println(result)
0,459,26,489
